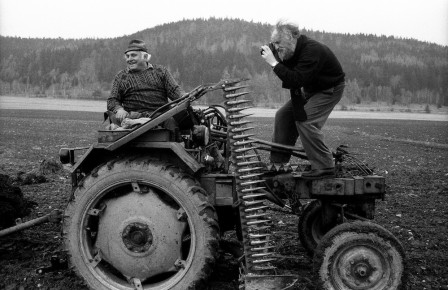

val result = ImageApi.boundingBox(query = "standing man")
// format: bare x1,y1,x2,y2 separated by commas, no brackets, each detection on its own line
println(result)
107,39,184,131
260,21,345,179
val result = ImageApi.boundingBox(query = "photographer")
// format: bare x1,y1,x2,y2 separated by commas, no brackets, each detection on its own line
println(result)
260,21,345,179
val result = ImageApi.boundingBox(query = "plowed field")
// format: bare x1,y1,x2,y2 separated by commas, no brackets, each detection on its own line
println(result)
0,109,447,289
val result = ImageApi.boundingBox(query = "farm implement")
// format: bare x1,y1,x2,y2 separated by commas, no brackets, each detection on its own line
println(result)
1,78,407,289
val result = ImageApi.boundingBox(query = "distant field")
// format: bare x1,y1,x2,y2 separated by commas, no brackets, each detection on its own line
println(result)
1,96,447,121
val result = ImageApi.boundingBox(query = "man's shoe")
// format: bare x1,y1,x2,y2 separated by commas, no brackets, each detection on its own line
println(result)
301,168,335,180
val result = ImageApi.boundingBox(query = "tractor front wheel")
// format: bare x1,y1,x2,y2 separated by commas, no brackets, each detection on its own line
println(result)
313,220,407,290
63,157,219,290
298,200,338,256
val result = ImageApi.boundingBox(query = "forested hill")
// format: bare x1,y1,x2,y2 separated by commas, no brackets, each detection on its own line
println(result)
1,18,447,106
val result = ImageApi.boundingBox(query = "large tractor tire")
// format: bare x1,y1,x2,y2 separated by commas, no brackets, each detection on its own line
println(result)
313,220,407,290
298,200,337,256
63,157,220,290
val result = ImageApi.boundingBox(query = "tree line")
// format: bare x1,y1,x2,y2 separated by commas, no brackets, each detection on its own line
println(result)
0,18,447,107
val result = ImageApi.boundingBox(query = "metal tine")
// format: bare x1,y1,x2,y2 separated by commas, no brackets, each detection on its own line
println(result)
241,186,265,192
251,252,274,258
251,245,276,251
246,213,269,219
233,140,255,146
224,84,250,92
247,220,271,226
222,79,247,88
237,167,264,173
230,120,252,126
224,91,251,99
252,258,277,264
249,233,272,239
244,200,265,206
250,239,270,245
241,193,266,199
231,126,254,133
233,146,259,153
239,172,264,179
238,173,265,179
225,99,251,106
252,265,277,271
236,154,259,160
247,226,272,233
245,205,269,212
227,106,253,113
237,160,262,167
228,113,253,119
232,133,256,140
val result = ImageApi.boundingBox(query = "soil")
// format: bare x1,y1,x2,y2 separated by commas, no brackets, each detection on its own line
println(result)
0,109,447,290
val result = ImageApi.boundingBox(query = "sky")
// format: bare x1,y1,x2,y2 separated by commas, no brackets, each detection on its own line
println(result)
0,0,447,46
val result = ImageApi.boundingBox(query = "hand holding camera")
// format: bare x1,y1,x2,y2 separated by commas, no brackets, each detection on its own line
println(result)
260,42,280,68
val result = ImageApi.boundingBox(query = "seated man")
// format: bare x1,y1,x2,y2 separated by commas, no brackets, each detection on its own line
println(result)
107,39,184,134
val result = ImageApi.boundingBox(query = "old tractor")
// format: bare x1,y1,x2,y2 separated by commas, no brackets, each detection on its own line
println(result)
58,78,407,289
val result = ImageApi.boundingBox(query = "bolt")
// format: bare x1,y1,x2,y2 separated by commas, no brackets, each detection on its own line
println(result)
130,231,146,245
355,264,368,277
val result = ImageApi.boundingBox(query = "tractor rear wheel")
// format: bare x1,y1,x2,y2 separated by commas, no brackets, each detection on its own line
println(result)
313,220,407,290
63,157,219,290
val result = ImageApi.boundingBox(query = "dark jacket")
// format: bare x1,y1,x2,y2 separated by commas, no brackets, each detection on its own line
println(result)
273,35,345,93
273,35,345,121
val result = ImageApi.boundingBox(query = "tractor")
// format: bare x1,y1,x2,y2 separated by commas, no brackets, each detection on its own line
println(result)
57,78,407,289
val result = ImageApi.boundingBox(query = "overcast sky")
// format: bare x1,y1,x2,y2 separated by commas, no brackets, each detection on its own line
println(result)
0,0,447,46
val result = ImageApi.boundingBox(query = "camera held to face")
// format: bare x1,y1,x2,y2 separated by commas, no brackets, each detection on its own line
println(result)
260,42,276,55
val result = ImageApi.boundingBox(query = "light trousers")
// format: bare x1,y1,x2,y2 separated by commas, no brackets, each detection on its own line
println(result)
271,83,345,170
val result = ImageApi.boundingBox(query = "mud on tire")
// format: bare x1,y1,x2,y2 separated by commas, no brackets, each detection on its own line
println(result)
63,156,220,290
313,220,407,290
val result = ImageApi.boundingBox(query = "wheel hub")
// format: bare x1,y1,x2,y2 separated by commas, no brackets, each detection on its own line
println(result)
354,262,371,278
93,189,187,280
338,246,388,289
122,222,153,252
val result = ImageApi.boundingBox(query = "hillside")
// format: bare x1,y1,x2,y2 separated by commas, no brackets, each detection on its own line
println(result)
0,18,447,107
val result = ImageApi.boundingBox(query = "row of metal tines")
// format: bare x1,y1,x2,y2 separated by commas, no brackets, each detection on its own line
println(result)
222,80,277,276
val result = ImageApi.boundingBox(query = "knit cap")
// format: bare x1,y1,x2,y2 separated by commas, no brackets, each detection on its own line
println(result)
124,39,148,54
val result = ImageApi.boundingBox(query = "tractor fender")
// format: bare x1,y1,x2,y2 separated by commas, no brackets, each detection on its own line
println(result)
67,142,203,191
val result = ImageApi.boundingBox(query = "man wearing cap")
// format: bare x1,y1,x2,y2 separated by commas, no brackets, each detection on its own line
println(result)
107,39,184,130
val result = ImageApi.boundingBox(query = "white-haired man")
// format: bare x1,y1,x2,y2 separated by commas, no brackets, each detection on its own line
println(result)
261,21,345,179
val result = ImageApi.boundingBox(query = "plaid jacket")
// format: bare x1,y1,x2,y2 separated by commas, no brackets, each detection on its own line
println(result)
107,64,184,113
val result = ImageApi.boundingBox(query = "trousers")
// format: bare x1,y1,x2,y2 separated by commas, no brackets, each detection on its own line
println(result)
271,82,345,169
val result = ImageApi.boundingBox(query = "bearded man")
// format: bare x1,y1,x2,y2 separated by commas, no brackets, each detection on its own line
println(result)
260,21,345,179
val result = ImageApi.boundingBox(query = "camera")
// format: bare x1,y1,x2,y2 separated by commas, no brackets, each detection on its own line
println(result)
260,42,276,55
